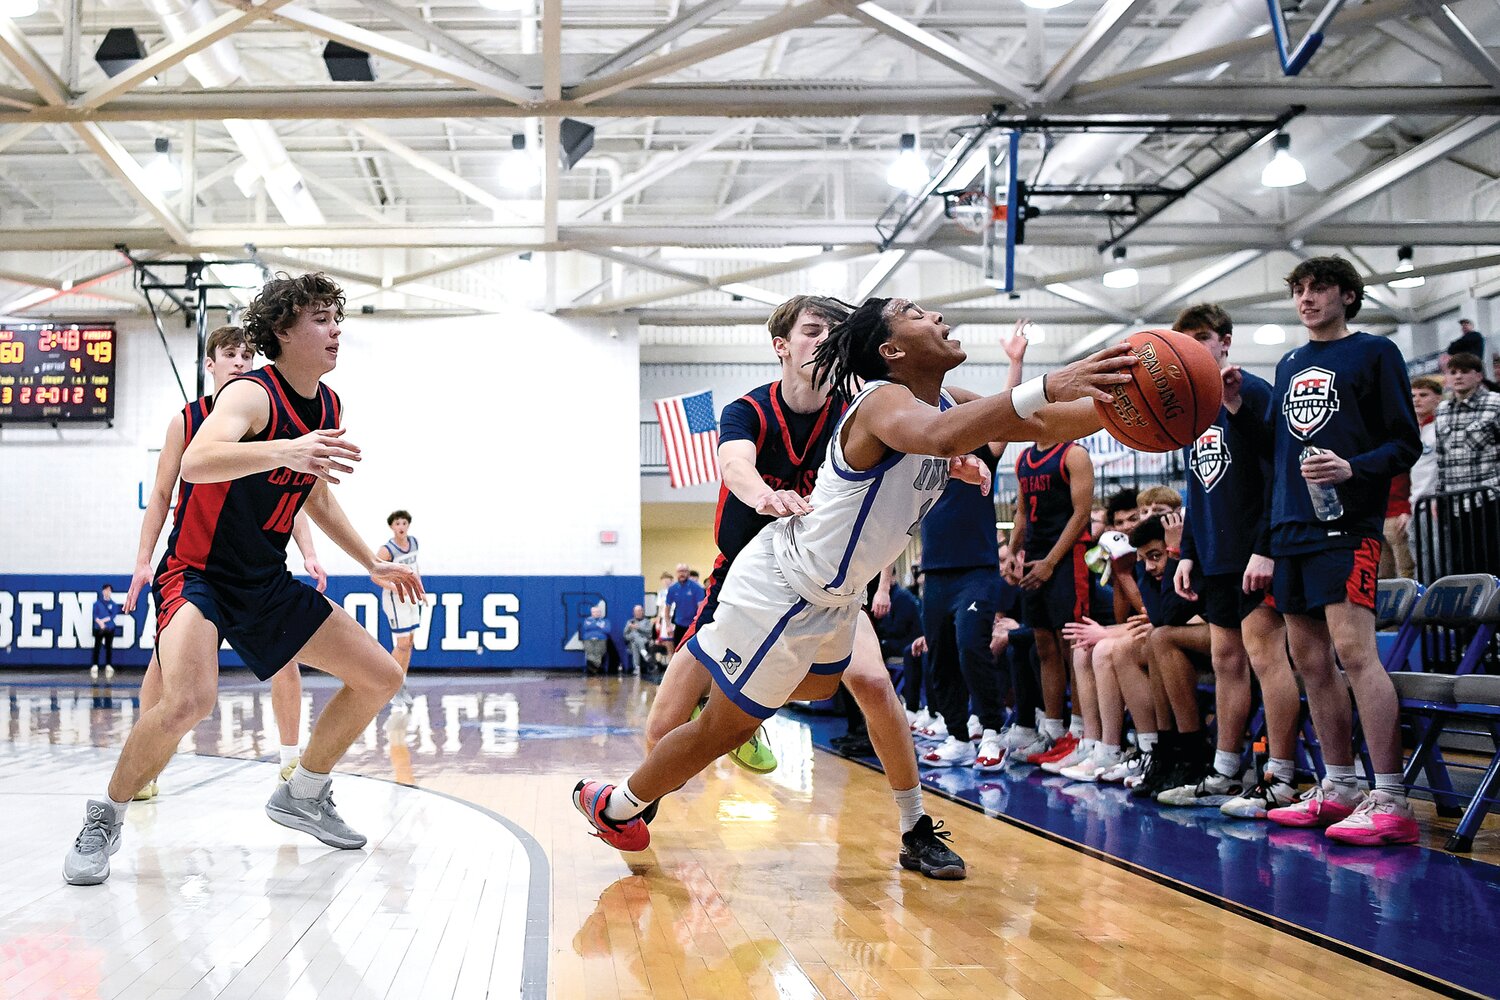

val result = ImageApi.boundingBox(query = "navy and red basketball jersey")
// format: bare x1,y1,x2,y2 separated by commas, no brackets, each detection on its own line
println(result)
713,381,844,565
162,365,341,585
1015,442,1081,555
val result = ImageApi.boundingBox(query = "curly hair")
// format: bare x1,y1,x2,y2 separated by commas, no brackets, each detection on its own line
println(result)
242,272,346,359
809,297,894,399
1285,256,1364,320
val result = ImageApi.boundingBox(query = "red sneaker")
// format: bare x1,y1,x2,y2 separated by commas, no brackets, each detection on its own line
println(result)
573,780,650,852
1267,780,1359,829
1026,731,1078,765
1325,790,1420,846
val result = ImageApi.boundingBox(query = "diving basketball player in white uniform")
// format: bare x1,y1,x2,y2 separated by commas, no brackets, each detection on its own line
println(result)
375,509,421,708
575,297,1136,859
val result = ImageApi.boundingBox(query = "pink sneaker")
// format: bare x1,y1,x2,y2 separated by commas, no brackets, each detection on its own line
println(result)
1267,780,1360,829
1325,790,1420,846
573,780,650,852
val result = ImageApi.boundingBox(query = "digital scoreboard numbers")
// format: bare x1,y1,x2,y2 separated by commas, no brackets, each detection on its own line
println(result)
0,324,117,423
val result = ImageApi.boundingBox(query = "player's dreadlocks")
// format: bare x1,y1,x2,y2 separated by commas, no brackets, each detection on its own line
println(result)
809,297,893,400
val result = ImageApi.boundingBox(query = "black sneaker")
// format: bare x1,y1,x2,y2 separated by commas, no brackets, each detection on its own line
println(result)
831,734,876,758
899,815,967,880
1130,742,1175,799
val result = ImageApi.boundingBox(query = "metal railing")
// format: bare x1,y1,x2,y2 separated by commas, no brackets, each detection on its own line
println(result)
1413,486,1500,584
640,420,666,475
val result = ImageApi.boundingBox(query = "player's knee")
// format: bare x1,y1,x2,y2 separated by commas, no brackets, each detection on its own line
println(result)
1215,647,1249,682
842,665,886,703
358,656,404,698
160,684,216,732
396,634,415,652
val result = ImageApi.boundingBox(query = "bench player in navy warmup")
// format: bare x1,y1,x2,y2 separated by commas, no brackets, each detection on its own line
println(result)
1226,256,1421,846
64,273,423,885
577,297,1136,868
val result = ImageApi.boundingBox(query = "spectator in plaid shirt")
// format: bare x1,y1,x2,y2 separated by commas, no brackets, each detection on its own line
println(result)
1434,352,1500,575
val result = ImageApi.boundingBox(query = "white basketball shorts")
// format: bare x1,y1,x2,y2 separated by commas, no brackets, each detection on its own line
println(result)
381,591,422,634
685,530,858,719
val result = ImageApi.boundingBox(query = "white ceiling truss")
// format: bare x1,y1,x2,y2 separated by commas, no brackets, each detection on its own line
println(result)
0,0,1494,360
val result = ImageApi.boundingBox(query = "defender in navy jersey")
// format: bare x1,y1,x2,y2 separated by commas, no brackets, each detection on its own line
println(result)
1225,257,1421,846
1010,439,1093,752
65,274,423,887
578,296,1137,865
1163,304,1301,817
122,326,327,803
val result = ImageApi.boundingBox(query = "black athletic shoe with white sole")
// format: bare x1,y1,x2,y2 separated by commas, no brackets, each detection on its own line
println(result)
899,815,967,880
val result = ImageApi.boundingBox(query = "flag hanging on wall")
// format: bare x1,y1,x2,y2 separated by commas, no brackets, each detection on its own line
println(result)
654,389,720,488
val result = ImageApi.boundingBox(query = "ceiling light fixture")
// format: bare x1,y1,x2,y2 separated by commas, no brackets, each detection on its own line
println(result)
498,133,540,192
886,133,929,196
1252,324,1287,345
144,137,182,194
1389,245,1425,288
0,0,40,17
1102,247,1138,289
1261,132,1306,188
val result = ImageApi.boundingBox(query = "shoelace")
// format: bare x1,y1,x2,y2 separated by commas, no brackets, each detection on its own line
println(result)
74,809,112,852
923,820,955,846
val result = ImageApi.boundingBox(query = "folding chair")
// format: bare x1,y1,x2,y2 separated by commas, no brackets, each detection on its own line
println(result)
1396,574,1500,840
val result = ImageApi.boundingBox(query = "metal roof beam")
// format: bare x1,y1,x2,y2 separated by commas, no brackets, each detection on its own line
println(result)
355,0,521,82
837,1,1033,106
574,245,870,313
1414,0,1500,91
1037,0,1152,104
584,0,745,81
575,119,756,219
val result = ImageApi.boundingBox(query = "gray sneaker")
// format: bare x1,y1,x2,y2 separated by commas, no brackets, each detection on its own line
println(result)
63,799,123,886
266,781,367,849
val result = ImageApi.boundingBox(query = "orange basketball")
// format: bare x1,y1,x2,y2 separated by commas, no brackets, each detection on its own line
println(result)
1094,329,1223,453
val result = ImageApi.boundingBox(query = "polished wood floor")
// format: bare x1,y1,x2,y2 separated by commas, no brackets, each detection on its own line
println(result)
1,670,1463,999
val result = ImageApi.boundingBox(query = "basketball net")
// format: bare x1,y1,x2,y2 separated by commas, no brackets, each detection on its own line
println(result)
946,191,1006,235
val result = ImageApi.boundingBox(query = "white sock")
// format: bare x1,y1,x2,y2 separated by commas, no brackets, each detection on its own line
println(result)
1137,731,1158,752
1268,758,1296,786
279,744,300,768
105,797,129,823
1100,743,1122,759
1214,750,1241,779
1325,764,1358,788
287,764,330,800
893,785,924,834
603,779,648,822
1069,714,1084,737
1042,717,1065,740
1011,726,1037,740
1076,738,1096,755
1374,773,1406,799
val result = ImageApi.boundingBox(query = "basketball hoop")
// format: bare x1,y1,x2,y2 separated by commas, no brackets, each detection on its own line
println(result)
943,190,1004,235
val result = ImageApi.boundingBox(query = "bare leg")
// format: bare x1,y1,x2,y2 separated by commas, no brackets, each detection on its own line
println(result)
842,615,920,793
628,683,765,801
139,652,162,712
1285,614,1353,767
1326,603,1401,774
1113,638,1158,735
1070,643,1100,742
292,610,404,774
1208,624,1252,755
1242,608,1299,762
392,634,414,675
1093,639,1125,747
645,642,713,751
1148,625,1210,732
106,607,221,803
271,663,302,748
1034,629,1068,724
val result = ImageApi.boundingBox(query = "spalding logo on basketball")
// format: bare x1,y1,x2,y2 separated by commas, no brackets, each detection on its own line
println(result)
1095,329,1223,454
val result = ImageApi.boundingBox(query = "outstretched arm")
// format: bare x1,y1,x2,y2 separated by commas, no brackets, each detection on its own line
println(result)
291,511,327,593
125,413,186,612
303,482,423,603
182,380,361,485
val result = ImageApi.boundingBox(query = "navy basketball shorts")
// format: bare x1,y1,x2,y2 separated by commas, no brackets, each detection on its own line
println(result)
154,563,333,680
1199,572,1276,628
1271,538,1380,617
1020,543,1088,631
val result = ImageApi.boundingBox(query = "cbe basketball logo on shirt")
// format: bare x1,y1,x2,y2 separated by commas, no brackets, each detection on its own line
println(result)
720,648,743,679
1189,427,1231,491
1284,366,1340,440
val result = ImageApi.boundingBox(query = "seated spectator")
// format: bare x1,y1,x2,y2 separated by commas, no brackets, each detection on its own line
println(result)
580,604,611,676
624,605,657,675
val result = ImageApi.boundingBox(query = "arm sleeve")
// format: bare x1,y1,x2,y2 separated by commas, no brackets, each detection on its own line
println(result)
718,398,762,446
1347,342,1422,482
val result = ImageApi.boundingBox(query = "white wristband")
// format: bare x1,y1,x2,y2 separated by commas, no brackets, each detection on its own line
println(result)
1013,375,1049,419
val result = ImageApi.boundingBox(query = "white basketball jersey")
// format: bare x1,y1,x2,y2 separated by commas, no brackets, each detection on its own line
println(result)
772,381,953,608
384,536,419,572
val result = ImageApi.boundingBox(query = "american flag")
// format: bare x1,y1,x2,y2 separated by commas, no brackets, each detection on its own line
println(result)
654,390,720,488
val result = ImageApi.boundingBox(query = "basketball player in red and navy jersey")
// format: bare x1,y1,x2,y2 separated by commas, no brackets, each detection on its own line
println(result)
1009,438,1093,760
1225,256,1421,846
64,273,422,886
123,326,326,802
643,294,969,879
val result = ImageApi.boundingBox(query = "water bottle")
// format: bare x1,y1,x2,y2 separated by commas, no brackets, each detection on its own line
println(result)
1300,446,1344,521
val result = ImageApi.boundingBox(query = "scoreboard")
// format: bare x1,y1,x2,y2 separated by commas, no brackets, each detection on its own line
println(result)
0,324,117,423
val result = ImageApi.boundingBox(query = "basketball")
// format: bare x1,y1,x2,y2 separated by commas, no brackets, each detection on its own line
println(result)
1095,329,1223,453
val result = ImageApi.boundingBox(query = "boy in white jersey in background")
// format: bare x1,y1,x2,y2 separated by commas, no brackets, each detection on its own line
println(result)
375,509,421,708
574,297,1136,866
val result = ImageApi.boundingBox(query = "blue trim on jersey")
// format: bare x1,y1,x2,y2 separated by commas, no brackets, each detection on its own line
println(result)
824,473,886,591
388,623,420,635
830,443,904,481
809,653,851,676
686,637,777,720
386,537,415,555
736,598,809,691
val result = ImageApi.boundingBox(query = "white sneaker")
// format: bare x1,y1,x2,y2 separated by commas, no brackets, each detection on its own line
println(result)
919,736,977,768
998,726,1035,751
916,716,949,743
910,708,933,732
1061,747,1122,783
974,730,1006,772
104,665,114,679
1099,748,1144,785
1041,741,1094,774
967,714,983,741
1010,734,1052,763
905,708,920,728
89,665,99,679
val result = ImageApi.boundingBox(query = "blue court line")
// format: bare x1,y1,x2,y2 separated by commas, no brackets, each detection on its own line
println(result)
801,713,1498,999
